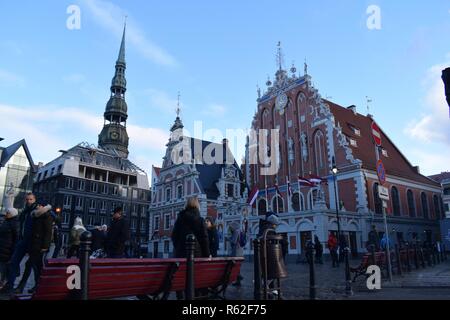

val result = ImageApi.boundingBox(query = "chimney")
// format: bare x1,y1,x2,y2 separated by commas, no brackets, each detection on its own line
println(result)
413,166,420,174
347,105,357,115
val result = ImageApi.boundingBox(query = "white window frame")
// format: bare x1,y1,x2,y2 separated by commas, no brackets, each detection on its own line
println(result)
164,213,171,230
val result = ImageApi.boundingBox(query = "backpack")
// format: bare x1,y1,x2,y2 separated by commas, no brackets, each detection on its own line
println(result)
239,231,247,248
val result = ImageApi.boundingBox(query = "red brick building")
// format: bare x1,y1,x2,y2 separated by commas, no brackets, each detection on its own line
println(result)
244,54,444,257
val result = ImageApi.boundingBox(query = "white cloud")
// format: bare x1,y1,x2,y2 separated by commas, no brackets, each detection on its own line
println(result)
82,0,177,67
0,69,25,87
407,148,450,176
404,59,450,145
0,103,168,173
402,56,450,175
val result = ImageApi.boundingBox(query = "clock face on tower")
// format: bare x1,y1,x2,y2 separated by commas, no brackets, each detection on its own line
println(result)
110,131,119,140
275,92,288,114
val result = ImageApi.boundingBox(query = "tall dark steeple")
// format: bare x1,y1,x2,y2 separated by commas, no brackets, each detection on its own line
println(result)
98,22,129,158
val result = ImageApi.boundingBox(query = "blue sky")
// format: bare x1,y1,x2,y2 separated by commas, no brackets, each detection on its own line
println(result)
1,0,449,178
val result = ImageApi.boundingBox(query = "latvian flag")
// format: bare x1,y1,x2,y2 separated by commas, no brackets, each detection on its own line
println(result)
308,174,326,185
248,185,259,206
298,175,314,187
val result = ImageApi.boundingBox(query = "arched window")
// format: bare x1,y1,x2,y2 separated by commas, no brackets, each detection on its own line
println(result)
292,193,305,212
272,195,284,213
258,199,267,216
407,190,416,217
313,130,326,175
421,192,429,219
433,195,441,220
391,186,401,216
373,183,383,214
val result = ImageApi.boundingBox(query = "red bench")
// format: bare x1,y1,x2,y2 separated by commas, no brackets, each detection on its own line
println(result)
14,257,243,300
349,252,386,282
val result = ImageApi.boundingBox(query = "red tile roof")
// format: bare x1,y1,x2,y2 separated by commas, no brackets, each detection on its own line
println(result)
428,172,450,184
325,100,440,187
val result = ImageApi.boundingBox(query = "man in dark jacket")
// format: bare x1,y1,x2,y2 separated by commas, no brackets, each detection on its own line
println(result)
0,208,19,286
106,207,130,258
1,193,37,294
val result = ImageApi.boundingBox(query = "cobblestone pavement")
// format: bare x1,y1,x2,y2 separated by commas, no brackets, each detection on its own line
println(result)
223,257,450,300
1,256,449,300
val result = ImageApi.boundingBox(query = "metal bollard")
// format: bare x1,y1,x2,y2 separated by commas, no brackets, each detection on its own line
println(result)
405,244,411,272
253,239,262,300
431,245,437,266
420,247,426,268
79,231,92,301
344,247,353,296
435,243,441,264
413,245,419,270
370,245,376,266
395,245,402,275
306,241,316,300
185,234,196,300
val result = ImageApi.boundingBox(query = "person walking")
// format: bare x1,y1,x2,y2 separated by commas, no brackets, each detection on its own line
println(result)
226,222,244,286
16,203,53,294
106,207,130,259
328,232,339,268
1,193,38,295
368,225,380,252
380,233,392,251
50,209,63,258
171,197,210,300
205,217,219,257
314,235,323,264
0,208,19,289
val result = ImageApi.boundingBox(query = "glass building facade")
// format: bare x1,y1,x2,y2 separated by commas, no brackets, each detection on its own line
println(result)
0,146,34,212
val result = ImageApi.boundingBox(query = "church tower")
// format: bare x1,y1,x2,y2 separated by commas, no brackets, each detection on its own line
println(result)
98,23,129,158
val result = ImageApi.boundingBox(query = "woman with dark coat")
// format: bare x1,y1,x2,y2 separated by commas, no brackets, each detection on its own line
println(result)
205,217,219,257
0,208,19,287
314,235,323,264
171,197,210,259
171,197,210,300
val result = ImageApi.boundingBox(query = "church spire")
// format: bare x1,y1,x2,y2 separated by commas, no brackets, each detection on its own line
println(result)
117,18,126,64
98,21,129,158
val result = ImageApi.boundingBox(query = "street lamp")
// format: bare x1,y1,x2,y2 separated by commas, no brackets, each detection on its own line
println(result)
332,160,342,240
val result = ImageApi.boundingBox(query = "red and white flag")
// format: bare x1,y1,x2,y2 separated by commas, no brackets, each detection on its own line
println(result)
248,185,259,206
308,174,326,185
298,175,314,187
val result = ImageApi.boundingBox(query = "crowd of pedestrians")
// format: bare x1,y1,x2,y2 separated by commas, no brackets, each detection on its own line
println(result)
0,187,131,296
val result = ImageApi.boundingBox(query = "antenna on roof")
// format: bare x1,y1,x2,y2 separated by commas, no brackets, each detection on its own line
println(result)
366,96,372,115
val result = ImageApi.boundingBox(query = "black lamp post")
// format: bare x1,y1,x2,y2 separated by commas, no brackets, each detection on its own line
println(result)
332,160,342,240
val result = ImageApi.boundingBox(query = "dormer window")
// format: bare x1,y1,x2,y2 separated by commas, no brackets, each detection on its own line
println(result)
349,138,358,147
